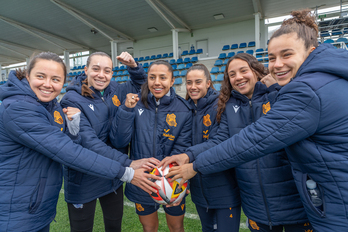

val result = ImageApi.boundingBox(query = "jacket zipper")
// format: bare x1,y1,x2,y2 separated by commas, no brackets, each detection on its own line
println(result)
153,107,158,157
250,100,273,230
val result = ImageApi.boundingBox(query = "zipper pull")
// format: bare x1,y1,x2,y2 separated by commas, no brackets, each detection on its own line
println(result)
269,222,272,230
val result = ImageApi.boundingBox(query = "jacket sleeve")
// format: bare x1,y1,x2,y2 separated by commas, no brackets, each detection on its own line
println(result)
110,104,135,149
2,101,126,179
193,81,320,175
61,98,132,167
185,111,230,162
170,112,193,155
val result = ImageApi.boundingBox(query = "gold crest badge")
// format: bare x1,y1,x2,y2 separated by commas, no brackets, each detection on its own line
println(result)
249,219,260,230
112,95,121,107
262,102,271,115
135,203,144,212
166,113,177,127
203,114,211,127
54,111,63,124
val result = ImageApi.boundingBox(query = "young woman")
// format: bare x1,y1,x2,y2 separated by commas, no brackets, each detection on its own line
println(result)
110,60,192,232
162,54,311,232
185,64,241,232
168,10,348,232
0,52,159,232
60,51,159,232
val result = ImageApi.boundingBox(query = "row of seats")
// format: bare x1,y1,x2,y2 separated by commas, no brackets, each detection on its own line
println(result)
70,65,86,70
320,28,348,38
0,81,7,85
222,41,255,50
134,49,203,62
322,37,348,44
217,50,254,60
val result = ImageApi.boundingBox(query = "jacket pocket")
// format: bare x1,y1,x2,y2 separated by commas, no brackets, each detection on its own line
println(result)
68,168,83,185
301,173,326,218
29,178,47,214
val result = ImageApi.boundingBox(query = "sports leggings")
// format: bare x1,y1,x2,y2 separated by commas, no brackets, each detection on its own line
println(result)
67,185,123,232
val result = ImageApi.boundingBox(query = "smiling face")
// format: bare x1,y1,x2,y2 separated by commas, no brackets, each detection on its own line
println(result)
85,55,113,91
227,59,258,99
147,64,174,100
268,33,314,86
26,59,65,102
186,70,211,104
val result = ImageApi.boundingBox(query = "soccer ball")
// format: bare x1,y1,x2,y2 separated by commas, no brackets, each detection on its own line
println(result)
149,163,188,205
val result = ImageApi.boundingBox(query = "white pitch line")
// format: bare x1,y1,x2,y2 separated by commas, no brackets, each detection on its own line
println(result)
59,189,247,229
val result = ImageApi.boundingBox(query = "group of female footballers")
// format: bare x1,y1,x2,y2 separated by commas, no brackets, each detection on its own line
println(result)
1,9,348,232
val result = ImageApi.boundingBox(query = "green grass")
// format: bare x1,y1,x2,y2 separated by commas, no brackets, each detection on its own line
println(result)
50,188,249,231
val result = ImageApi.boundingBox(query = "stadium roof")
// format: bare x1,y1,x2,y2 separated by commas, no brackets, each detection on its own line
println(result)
0,0,339,66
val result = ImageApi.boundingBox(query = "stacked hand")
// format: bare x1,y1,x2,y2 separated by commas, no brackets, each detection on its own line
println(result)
130,157,160,170
158,153,190,168
260,74,277,87
125,93,139,108
117,51,137,68
131,168,161,194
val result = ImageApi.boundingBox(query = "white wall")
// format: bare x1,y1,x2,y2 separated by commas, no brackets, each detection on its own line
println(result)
132,19,258,59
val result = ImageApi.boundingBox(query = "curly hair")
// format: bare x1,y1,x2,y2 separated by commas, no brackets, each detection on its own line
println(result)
216,53,268,122
270,9,318,50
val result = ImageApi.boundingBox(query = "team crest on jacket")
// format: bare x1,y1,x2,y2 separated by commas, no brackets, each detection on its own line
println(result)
112,95,121,107
54,111,63,124
262,102,271,114
166,113,177,127
203,114,211,127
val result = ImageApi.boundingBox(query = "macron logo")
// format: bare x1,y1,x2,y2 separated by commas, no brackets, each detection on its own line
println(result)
233,105,240,113
89,104,94,111
138,109,144,116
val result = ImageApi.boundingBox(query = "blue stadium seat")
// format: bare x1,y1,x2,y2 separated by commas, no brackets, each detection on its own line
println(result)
142,62,149,68
119,65,126,70
248,41,255,47
231,44,238,49
223,59,229,65
237,51,244,54
169,59,176,65
124,70,129,75
337,37,348,44
116,77,121,82
227,52,235,58
144,68,148,73
246,50,254,55
222,45,230,50
343,28,348,34
168,52,173,57
162,53,168,58
113,72,117,77
174,78,183,84
220,66,226,73
263,54,269,62
134,58,139,62
172,64,177,70
144,56,150,61
177,64,186,70
173,71,180,77
186,63,193,69
183,57,191,63
211,75,216,81
320,31,330,37
210,67,219,74
138,57,144,62
179,70,187,77
189,50,196,55
255,48,264,53
257,57,263,62
218,53,226,59
156,54,162,59
112,67,119,71
324,39,334,43
214,83,221,91
181,50,189,56
196,49,203,54
216,74,224,81
111,77,115,81
176,58,183,64
214,60,223,66
331,29,342,36
264,63,269,68
149,55,155,60
239,42,247,48
191,56,198,62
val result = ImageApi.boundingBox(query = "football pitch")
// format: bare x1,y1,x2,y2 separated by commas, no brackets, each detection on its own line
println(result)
51,188,249,231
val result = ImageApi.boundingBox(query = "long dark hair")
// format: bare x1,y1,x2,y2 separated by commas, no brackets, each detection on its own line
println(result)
81,51,111,98
270,9,318,50
16,52,67,82
216,53,268,122
185,64,215,100
141,60,174,108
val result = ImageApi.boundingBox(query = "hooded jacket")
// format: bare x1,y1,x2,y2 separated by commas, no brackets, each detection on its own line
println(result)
188,87,240,209
60,65,146,204
110,88,192,205
193,43,348,231
0,71,130,231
